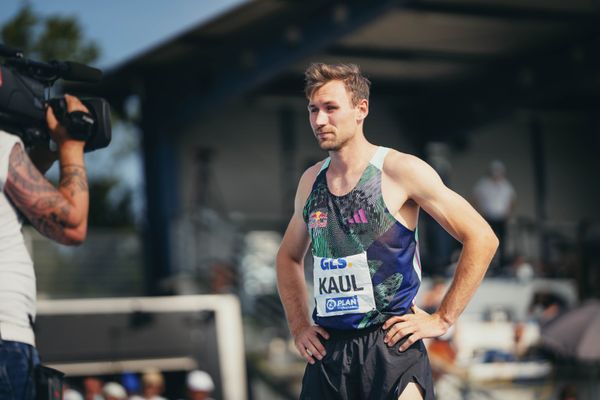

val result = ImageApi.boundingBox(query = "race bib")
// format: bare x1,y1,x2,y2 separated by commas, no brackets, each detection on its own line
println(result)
313,252,376,317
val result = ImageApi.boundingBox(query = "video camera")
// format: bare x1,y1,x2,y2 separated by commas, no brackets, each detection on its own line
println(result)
0,43,111,152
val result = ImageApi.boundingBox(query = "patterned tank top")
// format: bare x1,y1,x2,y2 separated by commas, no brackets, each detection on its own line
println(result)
303,147,422,330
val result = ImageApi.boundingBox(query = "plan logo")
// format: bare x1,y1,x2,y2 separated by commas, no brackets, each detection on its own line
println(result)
309,211,328,229
326,295,359,312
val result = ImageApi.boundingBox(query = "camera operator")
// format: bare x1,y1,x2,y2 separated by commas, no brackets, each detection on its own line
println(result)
0,94,90,399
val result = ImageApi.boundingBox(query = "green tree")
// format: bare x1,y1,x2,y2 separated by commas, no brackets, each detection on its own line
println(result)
1,2,99,63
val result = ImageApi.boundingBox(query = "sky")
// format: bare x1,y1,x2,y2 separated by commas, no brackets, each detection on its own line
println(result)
1,0,246,68
1,1,246,220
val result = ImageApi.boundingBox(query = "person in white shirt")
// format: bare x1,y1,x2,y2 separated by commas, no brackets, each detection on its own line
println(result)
472,160,516,268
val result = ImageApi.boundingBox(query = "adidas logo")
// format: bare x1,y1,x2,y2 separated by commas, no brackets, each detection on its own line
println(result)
347,208,368,224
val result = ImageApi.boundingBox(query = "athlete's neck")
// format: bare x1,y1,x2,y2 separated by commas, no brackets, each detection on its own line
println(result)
328,136,377,175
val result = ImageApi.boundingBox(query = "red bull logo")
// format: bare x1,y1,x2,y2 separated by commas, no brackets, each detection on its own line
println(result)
309,211,328,229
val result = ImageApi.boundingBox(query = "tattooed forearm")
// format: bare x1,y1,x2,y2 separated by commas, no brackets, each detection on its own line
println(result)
5,143,88,244
7,148,57,194
11,142,55,181
10,142,26,166
32,213,68,240
10,187,72,236
59,164,88,196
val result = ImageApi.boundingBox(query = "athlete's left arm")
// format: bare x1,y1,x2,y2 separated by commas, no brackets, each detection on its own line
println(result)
382,153,498,351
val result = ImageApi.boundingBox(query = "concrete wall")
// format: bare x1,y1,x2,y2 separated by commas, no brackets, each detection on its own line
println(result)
176,100,599,232
448,111,600,225
178,102,279,219
178,96,415,227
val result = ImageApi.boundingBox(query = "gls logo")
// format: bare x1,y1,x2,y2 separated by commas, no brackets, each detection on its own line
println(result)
320,257,351,270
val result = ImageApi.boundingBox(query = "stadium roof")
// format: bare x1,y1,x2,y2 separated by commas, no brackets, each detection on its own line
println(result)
89,0,600,139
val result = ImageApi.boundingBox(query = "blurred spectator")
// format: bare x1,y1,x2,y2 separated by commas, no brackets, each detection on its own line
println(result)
121,372,142,399
444,249,461,278
513,321,525,358
421,277,447,314
425,142,452,185
419,278,462,382
483,306,513,323
426,333,461,382
472,160,516,269
140,369,168,400
528,291,567,328
423,142,457,275
512,317,550,362
83,377,104,400
209,261,237,294
102,382,128,400
510,254,535,283
184,370,215,400
558,384,578,400
63,385,84,400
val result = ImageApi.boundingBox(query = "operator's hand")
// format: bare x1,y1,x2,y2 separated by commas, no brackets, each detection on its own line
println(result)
46,94,90,146
382,305,449,352
293,324,330,365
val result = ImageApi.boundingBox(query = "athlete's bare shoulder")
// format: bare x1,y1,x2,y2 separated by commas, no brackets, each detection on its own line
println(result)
298,159,326,189
383,148,445,203
295,159,327,209
382,149,430,181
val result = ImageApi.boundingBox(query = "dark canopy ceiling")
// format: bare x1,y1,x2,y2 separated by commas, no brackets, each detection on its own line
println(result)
86,0,600,142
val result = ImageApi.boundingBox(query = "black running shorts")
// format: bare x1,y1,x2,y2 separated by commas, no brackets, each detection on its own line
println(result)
299,324,434,399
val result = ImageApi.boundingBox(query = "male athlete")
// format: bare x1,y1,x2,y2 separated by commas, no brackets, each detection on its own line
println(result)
276,63,498,399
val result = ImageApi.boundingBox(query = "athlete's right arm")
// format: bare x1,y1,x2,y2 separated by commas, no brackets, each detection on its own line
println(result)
4,95,89,245
276,164,330,365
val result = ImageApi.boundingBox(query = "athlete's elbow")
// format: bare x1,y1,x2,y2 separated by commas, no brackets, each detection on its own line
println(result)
482,229,499,256
276,247,302,274
276,248,290,273
491,232,500,250
465,226,498,255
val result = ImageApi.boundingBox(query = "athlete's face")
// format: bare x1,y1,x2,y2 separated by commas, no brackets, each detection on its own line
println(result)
308,80,368,151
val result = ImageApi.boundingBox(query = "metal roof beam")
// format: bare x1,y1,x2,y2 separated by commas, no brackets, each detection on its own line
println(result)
169,0,399,127
255,72,426,98
400,0,600,23
327,45,494,64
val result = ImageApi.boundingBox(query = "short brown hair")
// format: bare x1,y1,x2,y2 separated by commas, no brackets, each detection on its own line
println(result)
304,63,370,106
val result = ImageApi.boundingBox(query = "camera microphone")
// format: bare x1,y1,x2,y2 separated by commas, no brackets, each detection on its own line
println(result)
0,44,23,58
50,61,103,83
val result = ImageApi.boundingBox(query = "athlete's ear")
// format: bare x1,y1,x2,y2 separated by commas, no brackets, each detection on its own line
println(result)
356,99,369,122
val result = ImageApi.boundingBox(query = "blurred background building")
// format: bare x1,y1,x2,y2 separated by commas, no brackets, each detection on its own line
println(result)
2,0,600,399
87,0,600,295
